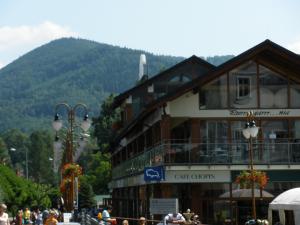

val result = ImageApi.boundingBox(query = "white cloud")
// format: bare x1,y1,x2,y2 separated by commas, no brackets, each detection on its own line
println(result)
0,21,78,65
287,39,300,54
0,60,6,69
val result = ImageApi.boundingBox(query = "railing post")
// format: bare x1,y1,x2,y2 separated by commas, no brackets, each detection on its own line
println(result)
288,141,291,165
268,141,271,165
188,143,191,164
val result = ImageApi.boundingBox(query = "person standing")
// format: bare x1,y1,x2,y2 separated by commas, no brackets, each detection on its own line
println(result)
35,209,42,225
163,212,185,225
23,208,31,225
15,210,23,225
139,217,146,225
102,206,116,225
44,210,58,225
42,210,49,225
0,204,10,225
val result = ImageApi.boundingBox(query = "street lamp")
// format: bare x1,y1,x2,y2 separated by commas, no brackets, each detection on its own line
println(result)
242,111,259,220
10,147,28,180
52,103,91,212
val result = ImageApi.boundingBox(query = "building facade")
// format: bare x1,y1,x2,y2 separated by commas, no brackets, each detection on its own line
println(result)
110,40,300,225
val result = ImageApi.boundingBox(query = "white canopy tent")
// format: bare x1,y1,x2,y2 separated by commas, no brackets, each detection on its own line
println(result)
269,187,300,225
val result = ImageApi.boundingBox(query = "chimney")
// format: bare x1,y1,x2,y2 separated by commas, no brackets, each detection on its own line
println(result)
138,54,147,80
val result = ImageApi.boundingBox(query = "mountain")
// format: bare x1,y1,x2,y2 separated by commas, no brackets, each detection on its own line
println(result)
0,38,233,132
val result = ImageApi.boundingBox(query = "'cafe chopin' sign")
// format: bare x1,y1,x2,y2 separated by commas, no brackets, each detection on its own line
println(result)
164,170,230,183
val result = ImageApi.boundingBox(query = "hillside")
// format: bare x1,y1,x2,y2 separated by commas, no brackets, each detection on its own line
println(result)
0,38,233,132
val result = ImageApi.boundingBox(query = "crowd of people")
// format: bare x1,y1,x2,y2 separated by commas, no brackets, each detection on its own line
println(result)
1,202,274,225
14,208,61,225
94,205,147,225
0,203,61,225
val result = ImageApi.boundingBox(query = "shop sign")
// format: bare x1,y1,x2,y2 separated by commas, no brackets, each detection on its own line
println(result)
196,109,300,118
165,170,230,183
150,198,178,215
144,166,165,181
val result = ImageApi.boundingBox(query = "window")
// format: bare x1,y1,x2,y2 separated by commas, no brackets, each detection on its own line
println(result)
229,61,257,108
237,76,251,99
169,74,191,83
199,74,228,109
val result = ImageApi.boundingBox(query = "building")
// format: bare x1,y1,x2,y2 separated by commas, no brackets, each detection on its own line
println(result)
110,40,300,225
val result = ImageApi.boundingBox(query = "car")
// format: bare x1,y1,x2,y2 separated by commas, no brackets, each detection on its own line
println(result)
146,168,160,178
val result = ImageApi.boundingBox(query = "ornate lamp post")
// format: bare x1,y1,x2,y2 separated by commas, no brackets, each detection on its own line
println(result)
52,103,91,212
242,111,259,220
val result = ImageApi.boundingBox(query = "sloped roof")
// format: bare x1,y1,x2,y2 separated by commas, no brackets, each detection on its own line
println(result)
112,55,215,108
113,39,300,146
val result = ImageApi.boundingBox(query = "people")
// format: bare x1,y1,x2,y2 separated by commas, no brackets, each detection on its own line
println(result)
35,209,42,225
139,217,146,225
15,210,23,225
164,212,185,225
102,205,116,225
245,219,269,225
122,220,129,225
23,208,31,225
0,204,10,225
44,210,58,225
31,209,37,225
192,215,202,225
42,209,49,225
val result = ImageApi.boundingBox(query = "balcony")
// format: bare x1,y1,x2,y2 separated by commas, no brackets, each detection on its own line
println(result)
112,139,300,179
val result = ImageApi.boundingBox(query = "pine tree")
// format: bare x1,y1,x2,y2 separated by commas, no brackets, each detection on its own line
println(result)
78,177,95,209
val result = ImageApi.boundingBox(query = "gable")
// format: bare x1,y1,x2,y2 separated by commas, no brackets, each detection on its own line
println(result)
113,56,215,108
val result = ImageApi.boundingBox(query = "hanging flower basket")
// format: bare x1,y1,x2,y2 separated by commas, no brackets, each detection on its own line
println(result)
235,170,269,189
62,163,83,178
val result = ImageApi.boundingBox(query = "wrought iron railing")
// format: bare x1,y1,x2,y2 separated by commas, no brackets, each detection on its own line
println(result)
112,139,300,179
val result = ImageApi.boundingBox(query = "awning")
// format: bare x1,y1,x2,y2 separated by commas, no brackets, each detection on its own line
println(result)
219,188,274,198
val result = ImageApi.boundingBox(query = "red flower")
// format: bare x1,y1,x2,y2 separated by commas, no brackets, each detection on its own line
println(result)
235,170,269,189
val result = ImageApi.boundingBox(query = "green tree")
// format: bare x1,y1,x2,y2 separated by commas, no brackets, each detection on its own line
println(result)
0,137,9,165
87,94,120,194
28,131,55,184
26,183,57,208
78,152,111,194
93,94,120,152
0,164,57,215
78,176,95,209
1,129,29,172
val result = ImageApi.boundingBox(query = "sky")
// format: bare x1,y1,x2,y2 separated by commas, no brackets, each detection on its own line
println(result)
0,0,300,68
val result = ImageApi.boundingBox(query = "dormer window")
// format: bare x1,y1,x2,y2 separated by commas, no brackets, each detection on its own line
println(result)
237,76,251,99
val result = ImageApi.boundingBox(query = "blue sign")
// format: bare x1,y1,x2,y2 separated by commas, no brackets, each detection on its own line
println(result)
144,166,165,181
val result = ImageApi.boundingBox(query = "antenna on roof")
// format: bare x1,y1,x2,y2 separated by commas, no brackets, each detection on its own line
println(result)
139,54,147,80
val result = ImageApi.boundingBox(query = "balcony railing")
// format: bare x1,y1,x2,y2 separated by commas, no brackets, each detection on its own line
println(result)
112,139,300,179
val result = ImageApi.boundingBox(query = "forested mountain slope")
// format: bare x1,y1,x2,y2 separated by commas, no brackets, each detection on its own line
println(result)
0,38,233,132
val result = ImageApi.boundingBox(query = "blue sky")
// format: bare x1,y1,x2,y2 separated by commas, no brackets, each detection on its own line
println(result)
0,0,300,68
